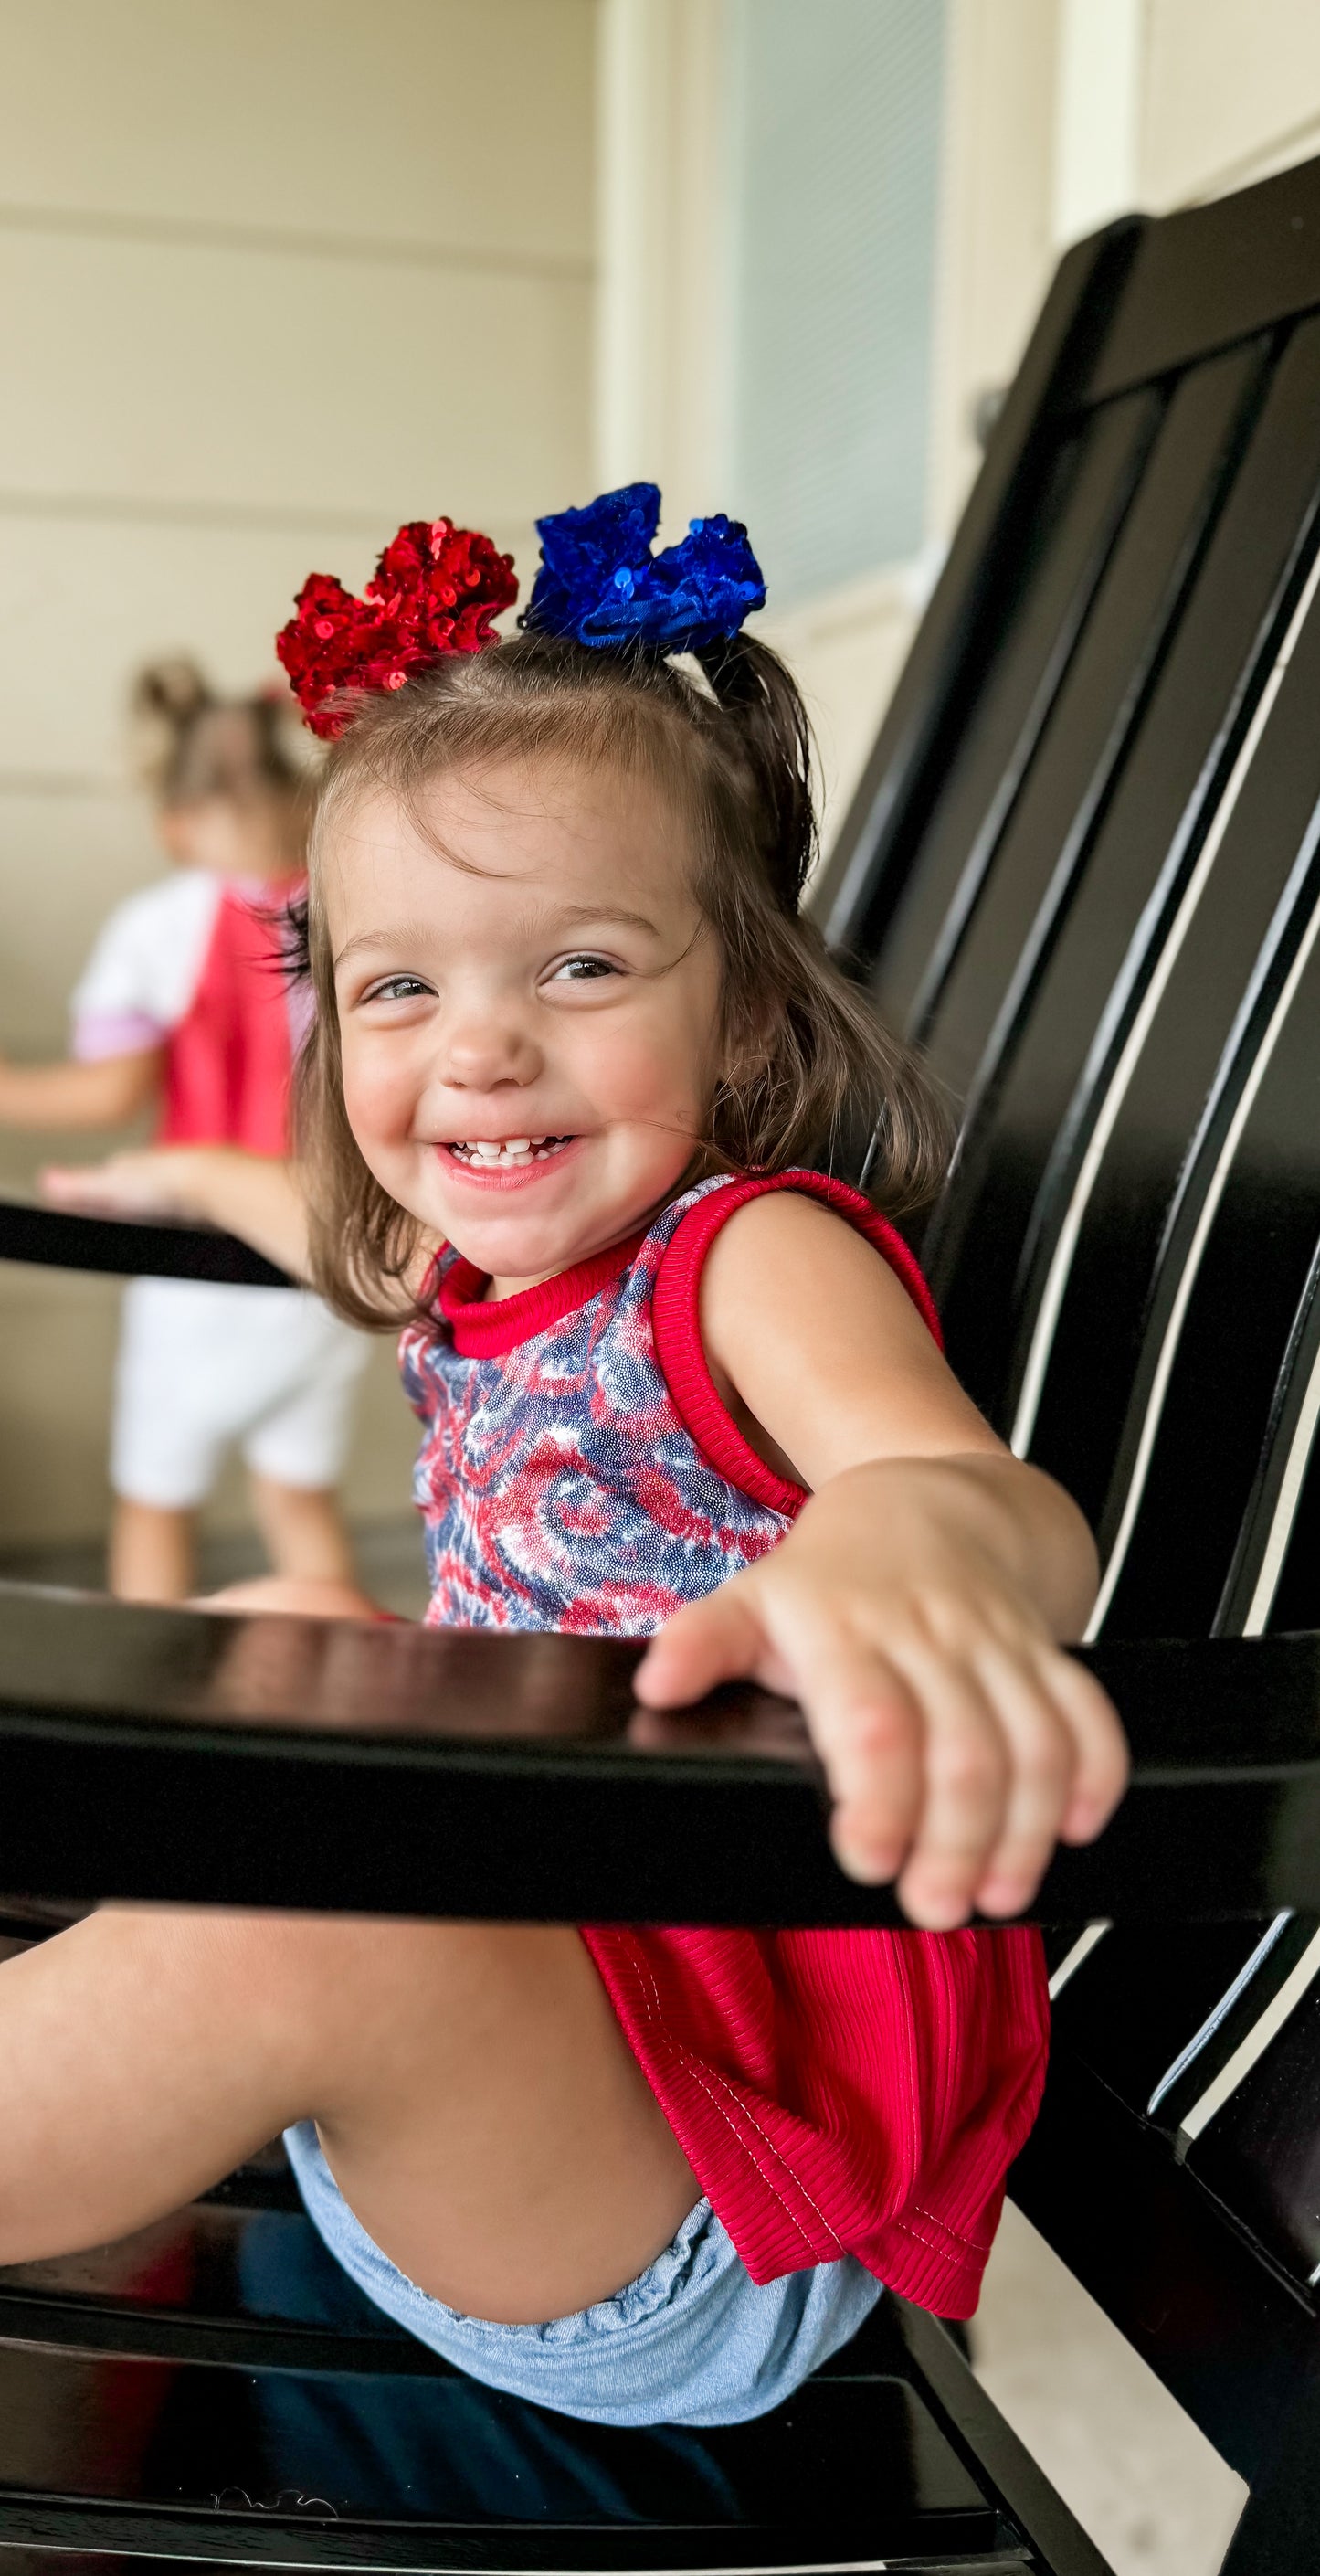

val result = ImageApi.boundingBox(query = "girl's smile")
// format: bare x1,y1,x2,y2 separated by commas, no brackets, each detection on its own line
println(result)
327,758,723,1293
437,1133,583,1186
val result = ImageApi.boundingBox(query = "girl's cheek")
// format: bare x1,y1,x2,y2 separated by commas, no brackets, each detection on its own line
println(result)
341,1039,417,1151
563,1011,702,1124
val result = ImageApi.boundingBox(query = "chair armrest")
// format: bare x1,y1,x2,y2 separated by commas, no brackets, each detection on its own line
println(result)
0,1589,1312,1924
1045,1629,1320,1918
0,1198,288,1288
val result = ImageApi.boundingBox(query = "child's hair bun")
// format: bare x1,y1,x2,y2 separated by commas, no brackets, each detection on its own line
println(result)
129,656,309,806
133,654,214,725
129,656,216,791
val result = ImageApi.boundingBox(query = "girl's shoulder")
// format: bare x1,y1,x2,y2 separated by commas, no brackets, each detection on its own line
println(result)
70,869,225,1039
85,865,223,956
641,1171,940,1348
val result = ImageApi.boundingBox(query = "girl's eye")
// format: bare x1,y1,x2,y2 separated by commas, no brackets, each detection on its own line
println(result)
549,954,618,984
364,974,432,1003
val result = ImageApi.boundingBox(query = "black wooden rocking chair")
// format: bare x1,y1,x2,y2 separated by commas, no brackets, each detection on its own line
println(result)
5,145,1320,2575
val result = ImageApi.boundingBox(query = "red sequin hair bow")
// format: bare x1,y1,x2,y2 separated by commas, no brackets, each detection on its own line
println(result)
276,518,518,738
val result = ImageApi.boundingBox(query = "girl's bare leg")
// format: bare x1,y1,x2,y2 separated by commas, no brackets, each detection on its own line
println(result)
248,1472,358,1589
0,1906,698,2325
110,1498,196,1602
47,1581,687,2323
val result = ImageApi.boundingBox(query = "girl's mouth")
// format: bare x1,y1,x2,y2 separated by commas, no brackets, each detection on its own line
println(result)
438,1135,580,1183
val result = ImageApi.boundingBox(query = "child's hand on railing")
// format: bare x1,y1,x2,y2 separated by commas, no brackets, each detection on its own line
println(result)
41,1148,311,1280
41,1148,212,1223
633,1454,1128,1932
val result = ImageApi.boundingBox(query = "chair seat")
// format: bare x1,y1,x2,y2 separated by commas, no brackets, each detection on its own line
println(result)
0,2179,1008,2571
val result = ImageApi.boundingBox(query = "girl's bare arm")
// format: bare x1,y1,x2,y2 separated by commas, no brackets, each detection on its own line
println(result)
40,1145,312,1279
635,1192,1127,1929
0,1048,162,1129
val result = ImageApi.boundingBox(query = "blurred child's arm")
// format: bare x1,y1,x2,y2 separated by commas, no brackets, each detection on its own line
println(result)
634,1192,1127,1931
41,1146,312,1280
0,1046,162,1129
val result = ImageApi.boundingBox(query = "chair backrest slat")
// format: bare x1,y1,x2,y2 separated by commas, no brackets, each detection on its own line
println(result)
818,223,1145,961
1019,584,1320,1580
1084,155,1320,401
1240,1254,1320,1638
905,352,1258,1078
1091,929,1320,1637
873,387,1165,1037
925,314,1320,1428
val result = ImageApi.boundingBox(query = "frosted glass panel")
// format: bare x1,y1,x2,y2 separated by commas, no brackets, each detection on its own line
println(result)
728,0,945,606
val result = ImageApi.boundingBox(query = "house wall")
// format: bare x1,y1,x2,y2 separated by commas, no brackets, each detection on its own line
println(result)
1140,0,1320,208
0,0,596,1548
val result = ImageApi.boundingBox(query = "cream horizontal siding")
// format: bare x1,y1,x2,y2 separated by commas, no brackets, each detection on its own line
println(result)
0,231,588,528
0,0,594,264
1140,0,1320,207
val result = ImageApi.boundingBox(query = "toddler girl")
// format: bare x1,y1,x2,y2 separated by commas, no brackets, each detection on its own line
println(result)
33,493,1126,2429
0,660,366,1601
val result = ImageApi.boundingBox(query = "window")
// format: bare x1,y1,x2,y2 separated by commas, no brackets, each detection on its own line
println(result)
726,0,946,604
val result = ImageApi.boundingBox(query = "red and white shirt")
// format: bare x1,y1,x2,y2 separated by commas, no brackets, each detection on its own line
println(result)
70,869,308,1155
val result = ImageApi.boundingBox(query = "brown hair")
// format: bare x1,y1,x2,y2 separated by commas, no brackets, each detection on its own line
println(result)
293,631,949,1327
131,656,313,811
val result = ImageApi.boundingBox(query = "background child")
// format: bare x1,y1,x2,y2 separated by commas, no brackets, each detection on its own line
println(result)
0,658,366,1601
34,497,1128,2430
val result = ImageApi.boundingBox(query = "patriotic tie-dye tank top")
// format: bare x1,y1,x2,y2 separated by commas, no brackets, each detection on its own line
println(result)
396,1170,1049,2317
400,1168,939,1632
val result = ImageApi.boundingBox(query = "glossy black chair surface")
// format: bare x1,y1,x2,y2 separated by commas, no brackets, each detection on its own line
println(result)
2,1583,1320,1924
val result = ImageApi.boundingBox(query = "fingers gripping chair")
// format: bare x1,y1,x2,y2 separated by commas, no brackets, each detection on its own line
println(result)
6,149,1320,2576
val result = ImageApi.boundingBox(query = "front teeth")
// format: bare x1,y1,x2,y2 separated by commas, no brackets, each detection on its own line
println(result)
450,1136,570,1167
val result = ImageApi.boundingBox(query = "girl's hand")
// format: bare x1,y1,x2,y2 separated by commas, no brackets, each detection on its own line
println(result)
41,1148,311,1280
633,1457,1128,1931
41,1149,211,1224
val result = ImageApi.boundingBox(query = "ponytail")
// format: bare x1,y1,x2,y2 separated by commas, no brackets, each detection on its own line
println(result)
695,634,817,911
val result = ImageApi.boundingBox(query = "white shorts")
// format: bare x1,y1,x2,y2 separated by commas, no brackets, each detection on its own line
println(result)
111,1276,371,1510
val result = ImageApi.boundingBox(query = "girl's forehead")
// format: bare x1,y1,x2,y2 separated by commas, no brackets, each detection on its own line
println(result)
324,761,695,915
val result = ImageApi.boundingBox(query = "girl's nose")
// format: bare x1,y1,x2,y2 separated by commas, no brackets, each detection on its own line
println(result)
440,1009,542,1091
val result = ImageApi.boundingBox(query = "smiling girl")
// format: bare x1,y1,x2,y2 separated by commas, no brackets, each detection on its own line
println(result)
30,492,1127,2428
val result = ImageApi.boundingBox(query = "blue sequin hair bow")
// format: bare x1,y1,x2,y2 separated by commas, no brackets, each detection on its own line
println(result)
521,482,766,653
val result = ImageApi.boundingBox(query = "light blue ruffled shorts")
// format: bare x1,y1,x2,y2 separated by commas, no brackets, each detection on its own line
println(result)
284,2121,882,2428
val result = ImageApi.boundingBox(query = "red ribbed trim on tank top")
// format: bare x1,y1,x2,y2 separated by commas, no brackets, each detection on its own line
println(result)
438,1229,648,1357
650,1171,943,1515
